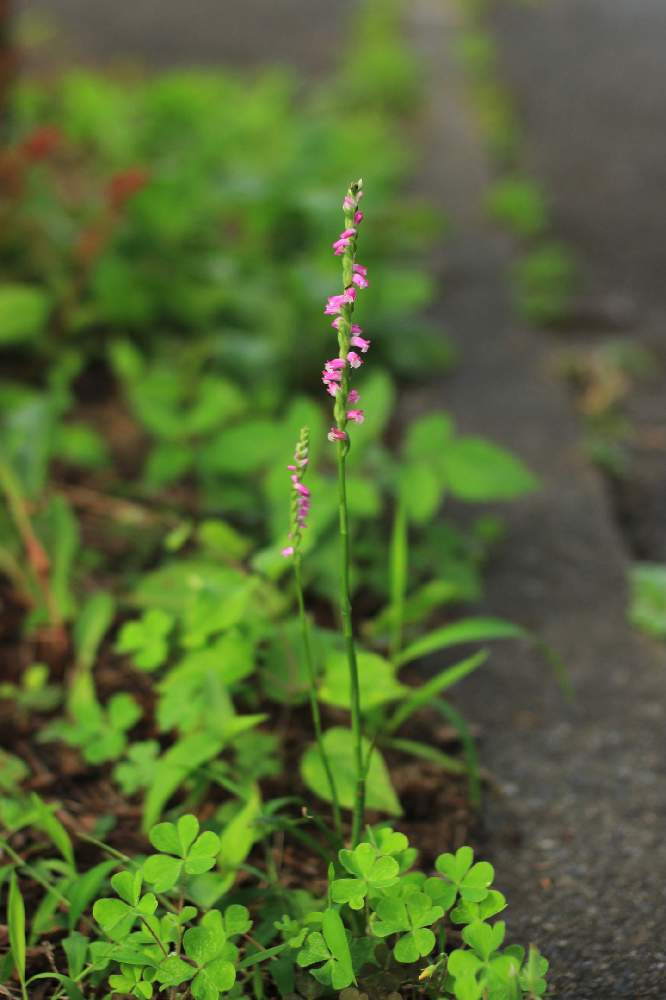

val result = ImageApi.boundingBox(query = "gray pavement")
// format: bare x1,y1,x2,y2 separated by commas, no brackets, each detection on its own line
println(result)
23,0,356,74
410,1,666,996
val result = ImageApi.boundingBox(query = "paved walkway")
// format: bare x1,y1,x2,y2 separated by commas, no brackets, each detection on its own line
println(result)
410,2,666,996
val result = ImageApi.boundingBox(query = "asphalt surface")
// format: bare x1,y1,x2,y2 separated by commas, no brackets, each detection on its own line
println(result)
410,2,666,996
23,0,356,74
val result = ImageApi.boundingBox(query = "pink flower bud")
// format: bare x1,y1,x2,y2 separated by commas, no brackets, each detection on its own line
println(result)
347,409,365,424
327,427,347,442
354,211,364,224
281,546,294,557
347,351,363,368
350,335,370,353
348,389,360,404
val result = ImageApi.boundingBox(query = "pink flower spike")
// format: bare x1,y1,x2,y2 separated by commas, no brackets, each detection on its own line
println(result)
343,195,355,211
281,546,294,558
347,351,363,368
340,228,356,239
343,287,357,303
351,272,369,289
351,335,371,352
294,482,310,497
347,409,365,424
327,427,347,442
354,211,364,224
348,389,360,404
326,357,346,370
332,237,351,253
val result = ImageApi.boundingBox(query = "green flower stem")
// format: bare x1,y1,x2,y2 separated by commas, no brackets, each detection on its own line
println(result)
293,554,342,839
335,443,365,847
331,188,366,848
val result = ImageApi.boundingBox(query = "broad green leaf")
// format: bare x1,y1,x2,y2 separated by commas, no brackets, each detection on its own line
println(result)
441,437,537,501
301,727,401,816
319,650,406,712
0,284,51,346
395,617,525,668
399,460,444,524
403,413,455,462
200,420,283,475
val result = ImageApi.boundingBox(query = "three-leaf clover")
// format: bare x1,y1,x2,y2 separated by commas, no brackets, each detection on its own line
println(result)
297,908,355,990
371,891,444,963
183,908,248,999
93,871,157,941
450,889,507,926
431,846,494,904
116,609,174,671
109,963,155,999
374,828,418,872
332,842,400,909
448,921,518,1000
143,815,221,892
519,945,549,997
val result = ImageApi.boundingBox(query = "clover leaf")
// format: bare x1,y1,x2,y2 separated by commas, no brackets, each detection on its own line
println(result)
109,963,154,999
519,945,549,997
374,828,418,872
434,846,494,902
93,871,157,941
462,920,506,961
297,908,355,990
448,921,520,1000
332,842,400,909
182,909,243,999
116,609,174,671
450,889,507,926
371,891,444,963
142,815,221,892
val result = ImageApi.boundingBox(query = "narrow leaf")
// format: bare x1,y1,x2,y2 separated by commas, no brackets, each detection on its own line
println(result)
395,617,526,668
387,651,488,733
8,873,26,992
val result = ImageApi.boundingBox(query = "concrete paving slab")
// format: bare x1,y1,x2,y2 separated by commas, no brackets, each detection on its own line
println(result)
410,2,666,995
